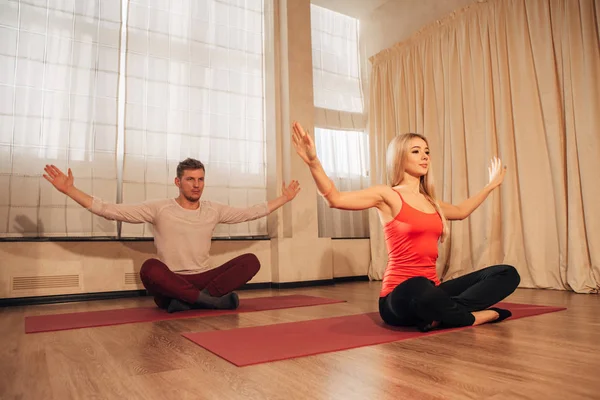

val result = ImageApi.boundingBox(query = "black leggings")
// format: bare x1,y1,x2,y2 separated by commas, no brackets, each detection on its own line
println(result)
379,264,521,328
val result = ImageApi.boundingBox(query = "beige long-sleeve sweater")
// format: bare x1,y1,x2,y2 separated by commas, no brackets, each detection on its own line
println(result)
89,197,269,274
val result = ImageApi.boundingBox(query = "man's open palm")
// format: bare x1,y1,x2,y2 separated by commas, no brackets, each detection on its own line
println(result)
43,165,74,194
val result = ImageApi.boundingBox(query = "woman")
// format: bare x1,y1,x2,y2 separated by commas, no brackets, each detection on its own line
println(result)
291,122,520,332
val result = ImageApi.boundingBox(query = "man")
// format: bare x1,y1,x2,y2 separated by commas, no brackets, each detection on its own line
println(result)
43,158,301,313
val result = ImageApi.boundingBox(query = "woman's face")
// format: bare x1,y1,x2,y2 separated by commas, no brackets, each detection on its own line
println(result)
404,137,430,177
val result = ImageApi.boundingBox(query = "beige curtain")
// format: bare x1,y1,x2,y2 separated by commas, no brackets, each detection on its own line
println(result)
367,0,600,294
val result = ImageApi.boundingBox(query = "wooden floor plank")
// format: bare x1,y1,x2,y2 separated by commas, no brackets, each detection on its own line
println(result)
1,282,599,400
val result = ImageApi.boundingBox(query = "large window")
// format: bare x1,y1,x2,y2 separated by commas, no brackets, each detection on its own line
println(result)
310,4,369,238
122,0,266,238
0,0,267,239
0,0,121,237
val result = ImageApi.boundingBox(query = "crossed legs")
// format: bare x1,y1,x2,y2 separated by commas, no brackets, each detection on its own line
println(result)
379,265,521,331
139,253,260,312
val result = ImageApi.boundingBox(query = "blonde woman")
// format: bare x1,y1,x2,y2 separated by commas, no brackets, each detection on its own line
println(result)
292,122,520,332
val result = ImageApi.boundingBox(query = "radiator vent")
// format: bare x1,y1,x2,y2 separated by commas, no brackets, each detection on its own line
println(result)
12,274,80,291
125,272,142,285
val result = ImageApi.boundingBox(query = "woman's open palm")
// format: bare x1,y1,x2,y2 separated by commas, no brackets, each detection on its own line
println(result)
291,121,318,164
487,157,507,189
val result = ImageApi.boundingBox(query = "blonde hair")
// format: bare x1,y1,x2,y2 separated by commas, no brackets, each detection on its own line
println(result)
386,133,449,242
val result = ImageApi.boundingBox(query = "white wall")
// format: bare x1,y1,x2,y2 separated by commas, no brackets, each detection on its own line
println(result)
0,238,370,298
360,0,478,59
358,0,478,108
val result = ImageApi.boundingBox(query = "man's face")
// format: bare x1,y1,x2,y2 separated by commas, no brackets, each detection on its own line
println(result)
175,168,205,202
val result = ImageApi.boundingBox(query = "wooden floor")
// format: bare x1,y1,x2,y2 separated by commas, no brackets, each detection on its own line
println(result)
1,282,599,400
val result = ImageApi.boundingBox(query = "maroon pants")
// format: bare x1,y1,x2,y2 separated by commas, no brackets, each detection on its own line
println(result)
139,253,260,309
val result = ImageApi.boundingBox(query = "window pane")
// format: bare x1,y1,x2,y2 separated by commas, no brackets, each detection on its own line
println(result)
315,128,370,238
311,5,362,114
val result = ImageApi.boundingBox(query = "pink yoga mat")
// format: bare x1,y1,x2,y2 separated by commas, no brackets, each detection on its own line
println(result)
24,295,345,334
182,302,566,367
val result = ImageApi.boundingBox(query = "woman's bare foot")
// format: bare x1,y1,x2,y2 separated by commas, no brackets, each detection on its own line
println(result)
471,310,500,325
471,308,512,326
417,320,441,332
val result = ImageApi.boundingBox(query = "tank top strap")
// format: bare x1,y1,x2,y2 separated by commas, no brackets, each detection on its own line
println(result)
394,189,404,202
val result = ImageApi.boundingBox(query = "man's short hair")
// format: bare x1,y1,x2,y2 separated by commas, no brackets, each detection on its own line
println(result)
176,158,205,179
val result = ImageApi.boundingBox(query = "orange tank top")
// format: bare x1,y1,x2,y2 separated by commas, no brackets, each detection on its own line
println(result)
379,191,443,297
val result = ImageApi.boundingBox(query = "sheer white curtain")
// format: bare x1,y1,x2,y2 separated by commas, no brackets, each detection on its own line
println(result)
310,4,369,238
122,0,267,238
0,0,121,237
315,127,369,238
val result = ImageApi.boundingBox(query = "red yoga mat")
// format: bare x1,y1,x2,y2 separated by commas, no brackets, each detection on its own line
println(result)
182,302,566,367
24,295,345,334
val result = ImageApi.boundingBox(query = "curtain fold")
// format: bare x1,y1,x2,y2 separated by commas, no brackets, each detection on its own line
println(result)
367,0,600,293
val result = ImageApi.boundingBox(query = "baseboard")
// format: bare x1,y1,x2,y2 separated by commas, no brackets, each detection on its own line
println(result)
0,284,270,307
0,236,270,243
333,275,370,283
239,282,273,290
0,276,370,307
271,279,335,289
0,290,149,307
271,275,370,289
